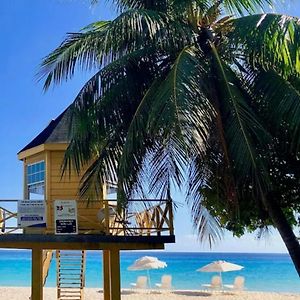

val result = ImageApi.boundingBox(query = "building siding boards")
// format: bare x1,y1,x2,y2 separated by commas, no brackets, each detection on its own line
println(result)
47,150,103,232
23,149,104,233
20,148,104,233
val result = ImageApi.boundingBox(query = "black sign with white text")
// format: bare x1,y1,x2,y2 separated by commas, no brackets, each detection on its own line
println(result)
55,219,77,234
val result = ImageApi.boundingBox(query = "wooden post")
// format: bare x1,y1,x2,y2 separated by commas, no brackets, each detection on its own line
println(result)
45,151,51,229
23,162,28,199
103,250,111,300
156,207,161,236
168,201,174,235
146,211,151,236
31,248,43,300
104,201,110,235
109,249,121,300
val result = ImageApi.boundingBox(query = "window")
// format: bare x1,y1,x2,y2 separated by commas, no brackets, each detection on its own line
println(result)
27,161,45,197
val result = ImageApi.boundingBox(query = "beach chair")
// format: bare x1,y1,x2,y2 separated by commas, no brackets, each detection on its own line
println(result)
130,276,148,289
224,276,245,291
202,275,222,289
155,275,172,290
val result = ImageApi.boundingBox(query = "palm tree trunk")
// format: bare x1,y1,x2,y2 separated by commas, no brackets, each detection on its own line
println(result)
263,192,300,277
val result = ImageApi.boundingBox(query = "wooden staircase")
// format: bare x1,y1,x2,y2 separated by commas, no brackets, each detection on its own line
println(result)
56,250,86,300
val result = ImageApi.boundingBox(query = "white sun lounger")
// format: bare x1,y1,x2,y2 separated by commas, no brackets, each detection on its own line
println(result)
155,275,172,290
202,275,222,289
130,276,148,289
224,276,245,291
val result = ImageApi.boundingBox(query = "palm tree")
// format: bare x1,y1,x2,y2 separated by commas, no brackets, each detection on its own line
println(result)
39,0,300,275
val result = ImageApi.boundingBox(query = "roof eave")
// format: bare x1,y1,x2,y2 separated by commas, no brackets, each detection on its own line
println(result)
18,143,69,160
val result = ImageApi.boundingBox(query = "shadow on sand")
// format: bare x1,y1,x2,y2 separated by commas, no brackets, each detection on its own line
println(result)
97,289,145,295
121,290,137,295
172,291,213,297
97,289,236,297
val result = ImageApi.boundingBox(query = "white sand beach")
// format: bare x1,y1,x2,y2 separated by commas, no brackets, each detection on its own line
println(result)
1,287,300,300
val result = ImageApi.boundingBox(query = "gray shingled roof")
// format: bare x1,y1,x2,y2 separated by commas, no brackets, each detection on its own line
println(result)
18,106,71,154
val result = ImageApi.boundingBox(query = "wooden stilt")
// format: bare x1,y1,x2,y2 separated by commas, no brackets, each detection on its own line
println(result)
109,249,121,300
103,250,111,300
31,248,43,300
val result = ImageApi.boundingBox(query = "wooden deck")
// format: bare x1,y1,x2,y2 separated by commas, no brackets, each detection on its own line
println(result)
0,233,175,249
0,199,175,248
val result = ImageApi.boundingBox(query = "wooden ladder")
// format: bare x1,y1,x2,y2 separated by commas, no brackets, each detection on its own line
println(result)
56,250,86,300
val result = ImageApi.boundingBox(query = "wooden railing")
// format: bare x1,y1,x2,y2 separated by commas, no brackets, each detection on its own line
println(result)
108,200,174,236
0,200,20,234
0,199,174,237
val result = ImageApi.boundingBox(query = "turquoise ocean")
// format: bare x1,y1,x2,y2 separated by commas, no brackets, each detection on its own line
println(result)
0,250,299,293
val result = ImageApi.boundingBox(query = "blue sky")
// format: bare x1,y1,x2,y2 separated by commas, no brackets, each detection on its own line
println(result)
0,0,299,252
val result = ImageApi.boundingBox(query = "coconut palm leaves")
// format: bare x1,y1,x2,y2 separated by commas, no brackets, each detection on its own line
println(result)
41,0,300,258
228,14,300,76
40,8,193,90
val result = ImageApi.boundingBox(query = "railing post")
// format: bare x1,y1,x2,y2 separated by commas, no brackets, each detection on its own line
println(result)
167,200,174,235
146,211,151,236
156,207,161,236
104,201,110,235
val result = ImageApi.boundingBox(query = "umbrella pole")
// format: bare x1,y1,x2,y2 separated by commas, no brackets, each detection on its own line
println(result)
147,269,151,289
220,272,223,290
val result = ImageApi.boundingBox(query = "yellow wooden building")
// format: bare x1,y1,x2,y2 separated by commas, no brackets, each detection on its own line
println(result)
0,107,175,300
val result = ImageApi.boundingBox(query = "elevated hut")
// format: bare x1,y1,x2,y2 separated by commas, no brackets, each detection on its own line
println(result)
0,107,175,300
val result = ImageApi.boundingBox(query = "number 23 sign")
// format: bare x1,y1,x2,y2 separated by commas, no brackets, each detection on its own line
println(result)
54,200,78,234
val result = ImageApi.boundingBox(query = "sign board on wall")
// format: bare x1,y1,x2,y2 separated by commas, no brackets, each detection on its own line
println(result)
54,200,78,234
17,200,46,228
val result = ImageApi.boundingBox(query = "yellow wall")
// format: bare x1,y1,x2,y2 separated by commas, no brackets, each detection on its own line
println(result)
47,150,80,201
22,148,104,233
47,150,104,232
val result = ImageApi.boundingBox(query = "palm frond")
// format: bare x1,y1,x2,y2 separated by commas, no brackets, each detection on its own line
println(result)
249,69,300,150
227,14,300,77
70,47,159,113
61,45,163,201
40,9,191,89
76,141,121,200
117,46,215,201
223,0,275,14
107,0,168,11
40,21,110,90
211,43,270,184
193,206,224,248
116,79,162,201
148,47,213,147
187,170,224,247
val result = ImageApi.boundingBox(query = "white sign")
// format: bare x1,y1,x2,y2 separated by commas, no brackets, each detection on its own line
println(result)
54,200,78,234
18,200,46,228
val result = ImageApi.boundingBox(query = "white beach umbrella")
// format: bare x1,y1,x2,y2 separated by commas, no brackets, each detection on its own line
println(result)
197,260,243,286
128,256,167,288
